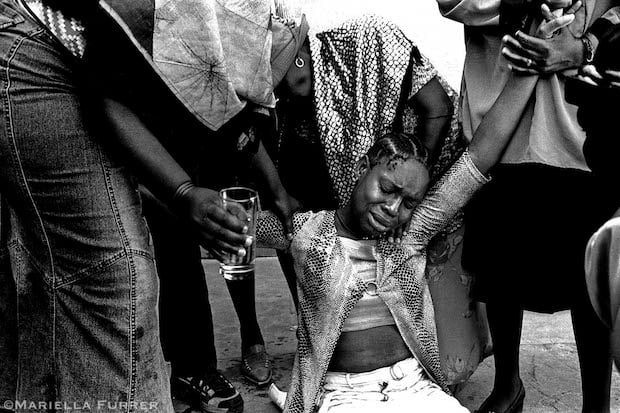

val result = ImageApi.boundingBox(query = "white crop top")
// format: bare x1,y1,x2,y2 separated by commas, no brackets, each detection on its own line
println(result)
339,237,396,332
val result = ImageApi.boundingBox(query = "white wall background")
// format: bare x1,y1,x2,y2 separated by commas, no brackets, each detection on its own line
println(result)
290,0,466,89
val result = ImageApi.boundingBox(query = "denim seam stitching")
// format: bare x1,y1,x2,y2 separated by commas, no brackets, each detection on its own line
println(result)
1,28,60,397
128,248,152,260
11,243,24,399
8,239,153,288
98,151,138,409
10,239,47,283
53,250,126,289
51,249,152,289
57,248,152,288
2,33,52,276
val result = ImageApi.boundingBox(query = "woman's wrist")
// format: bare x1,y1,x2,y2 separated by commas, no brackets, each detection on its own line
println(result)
272,185,290,203
172,180,196,213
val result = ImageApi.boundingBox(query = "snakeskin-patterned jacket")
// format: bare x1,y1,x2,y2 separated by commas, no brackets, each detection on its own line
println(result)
257,152,488,413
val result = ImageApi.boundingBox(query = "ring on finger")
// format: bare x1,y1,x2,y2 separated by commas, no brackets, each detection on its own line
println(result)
526,58,533,67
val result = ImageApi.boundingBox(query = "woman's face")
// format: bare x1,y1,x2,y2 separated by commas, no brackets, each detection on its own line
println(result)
348,156,430,237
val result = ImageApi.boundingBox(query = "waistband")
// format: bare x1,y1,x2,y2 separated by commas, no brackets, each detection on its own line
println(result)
324,357,424,388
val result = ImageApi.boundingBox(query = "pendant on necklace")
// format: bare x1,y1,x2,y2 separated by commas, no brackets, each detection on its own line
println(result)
365,281,379,296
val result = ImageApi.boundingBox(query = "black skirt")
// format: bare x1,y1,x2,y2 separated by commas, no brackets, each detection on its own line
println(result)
463,163,619,313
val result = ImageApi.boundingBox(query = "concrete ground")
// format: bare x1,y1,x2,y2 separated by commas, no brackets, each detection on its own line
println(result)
176,256,620,413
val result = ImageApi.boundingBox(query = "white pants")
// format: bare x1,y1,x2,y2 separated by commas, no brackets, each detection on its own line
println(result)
317,358,468,413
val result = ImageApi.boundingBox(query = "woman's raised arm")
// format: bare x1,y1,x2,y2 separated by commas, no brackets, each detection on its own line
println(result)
468,11,577,174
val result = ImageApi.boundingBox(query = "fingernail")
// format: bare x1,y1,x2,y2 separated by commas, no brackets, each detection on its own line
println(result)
501,47,508,55
244,236,253,248
286,233,294,241
515,30,522,37
242,225,249,234
502,35,510,42
388,236,394,243
237,248,247,257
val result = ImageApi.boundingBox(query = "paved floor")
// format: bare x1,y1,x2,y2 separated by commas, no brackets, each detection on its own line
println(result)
176,257,620,413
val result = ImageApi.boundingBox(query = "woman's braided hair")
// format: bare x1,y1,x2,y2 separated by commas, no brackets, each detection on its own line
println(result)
366,132,430,170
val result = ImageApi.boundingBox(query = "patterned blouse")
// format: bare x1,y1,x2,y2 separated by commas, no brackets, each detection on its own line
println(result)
257,151,489,413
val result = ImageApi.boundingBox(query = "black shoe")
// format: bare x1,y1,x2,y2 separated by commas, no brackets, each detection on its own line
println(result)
476,380,525,413
171,371,244,413
241,344,272,387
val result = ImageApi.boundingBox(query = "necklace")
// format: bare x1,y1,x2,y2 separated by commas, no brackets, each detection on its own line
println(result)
335,210,376,241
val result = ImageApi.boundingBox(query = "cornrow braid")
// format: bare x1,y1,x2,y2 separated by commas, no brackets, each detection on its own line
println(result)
366,132,430,170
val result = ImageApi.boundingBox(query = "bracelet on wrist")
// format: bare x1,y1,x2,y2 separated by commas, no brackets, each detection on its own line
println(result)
172,181,196,208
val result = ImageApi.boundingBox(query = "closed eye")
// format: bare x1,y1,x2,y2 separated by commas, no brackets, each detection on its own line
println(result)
380,184,392,194
404,198,419,209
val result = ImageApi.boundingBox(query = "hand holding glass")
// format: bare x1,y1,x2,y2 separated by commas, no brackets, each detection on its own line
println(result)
219,187,258,280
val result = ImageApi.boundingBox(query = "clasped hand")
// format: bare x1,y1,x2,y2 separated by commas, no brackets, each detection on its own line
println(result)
501,0,584,75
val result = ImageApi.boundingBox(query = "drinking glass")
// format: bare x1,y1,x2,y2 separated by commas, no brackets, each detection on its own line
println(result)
218,187,258,280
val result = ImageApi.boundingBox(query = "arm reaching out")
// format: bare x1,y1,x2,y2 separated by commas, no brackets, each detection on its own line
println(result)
255,210,312,250
102,98,250,255
408,77,453,162
407,72,537,243
467,74,538,174
250,140,302,236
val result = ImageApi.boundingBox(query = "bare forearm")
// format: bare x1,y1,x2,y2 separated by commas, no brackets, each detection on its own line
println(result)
468,75,538,173
409,77,453,161
102,98,191,204
417,116,451,162
102,98,253,254
251,140,287,200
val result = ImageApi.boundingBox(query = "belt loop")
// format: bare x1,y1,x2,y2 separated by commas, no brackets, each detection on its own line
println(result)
345,373,354,389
